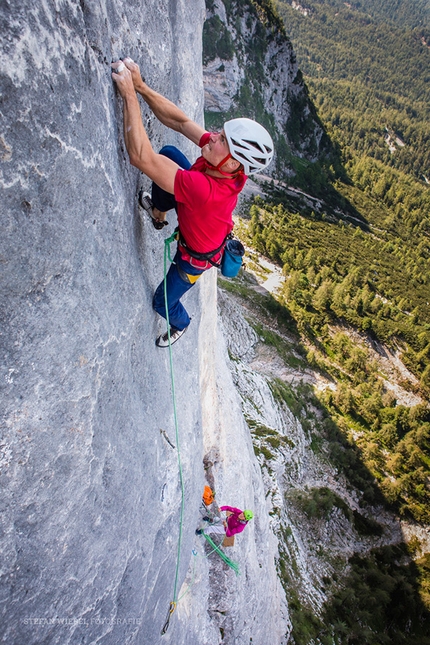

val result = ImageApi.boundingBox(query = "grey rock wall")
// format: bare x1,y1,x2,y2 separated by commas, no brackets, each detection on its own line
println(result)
1,1,207,643
1,1,290,644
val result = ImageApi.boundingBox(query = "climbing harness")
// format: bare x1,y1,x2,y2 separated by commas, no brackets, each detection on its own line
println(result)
176,228,230,268
160,231,186,635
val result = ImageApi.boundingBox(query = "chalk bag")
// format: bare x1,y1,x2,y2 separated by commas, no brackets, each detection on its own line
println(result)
221,239,245,278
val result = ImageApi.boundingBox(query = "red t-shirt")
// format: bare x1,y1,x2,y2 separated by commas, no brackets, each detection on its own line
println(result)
174,133,247,266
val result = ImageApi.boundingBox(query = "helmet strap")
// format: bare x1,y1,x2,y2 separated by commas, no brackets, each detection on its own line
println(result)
205,153,243,177
215,153,232,171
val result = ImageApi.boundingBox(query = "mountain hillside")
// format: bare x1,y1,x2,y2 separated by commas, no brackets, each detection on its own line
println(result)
217,0,430,641
218,258,430,644
322,0,430,29
276,0,430,181
202,0,330,174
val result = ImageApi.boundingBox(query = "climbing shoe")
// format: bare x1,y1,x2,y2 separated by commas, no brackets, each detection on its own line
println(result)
156,326,188,348
202,516,211,522
195,529,203,535
138,189,168,230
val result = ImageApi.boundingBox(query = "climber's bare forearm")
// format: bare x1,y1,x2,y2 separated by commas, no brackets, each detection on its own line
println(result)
121,92,150,164
120,57,205,144
135,81,205,145
112,63,178,193
122,92,178,193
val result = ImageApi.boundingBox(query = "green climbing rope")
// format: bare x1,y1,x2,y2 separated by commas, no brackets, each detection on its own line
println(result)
159,233,239,633
202,533,240,576
161,232,186,636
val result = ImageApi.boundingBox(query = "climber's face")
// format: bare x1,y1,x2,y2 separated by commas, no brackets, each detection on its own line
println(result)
202,130,231,166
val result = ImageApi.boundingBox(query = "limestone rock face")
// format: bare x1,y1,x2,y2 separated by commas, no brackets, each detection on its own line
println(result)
203,56,244,113
1,1,289,644
203,0,326,167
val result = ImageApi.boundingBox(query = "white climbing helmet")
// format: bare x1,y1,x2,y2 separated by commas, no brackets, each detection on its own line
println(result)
224,117,274,175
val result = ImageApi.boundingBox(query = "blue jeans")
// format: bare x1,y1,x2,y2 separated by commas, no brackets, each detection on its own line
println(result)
151,145,191,212
153,251,204,331
152,146,204,331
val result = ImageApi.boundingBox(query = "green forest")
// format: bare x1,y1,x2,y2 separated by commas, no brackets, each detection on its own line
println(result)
241,0,430,530
275,0,430,182
245,1,430,642
206,0,430,642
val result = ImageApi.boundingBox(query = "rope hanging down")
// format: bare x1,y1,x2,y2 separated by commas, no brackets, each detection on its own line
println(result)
161,538,222,633
202,533,240,576
161,232,186,636
160,233,240,632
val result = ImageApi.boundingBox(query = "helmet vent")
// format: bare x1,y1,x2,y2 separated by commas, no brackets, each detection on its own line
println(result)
242,139,266,154
230,137,248,150
233,150,249,162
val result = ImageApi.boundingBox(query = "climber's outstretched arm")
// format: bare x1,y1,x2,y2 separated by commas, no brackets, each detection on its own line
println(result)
122,57,206,145
112,62,178,194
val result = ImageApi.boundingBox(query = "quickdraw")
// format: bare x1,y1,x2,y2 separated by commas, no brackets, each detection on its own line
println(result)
161,601,177,635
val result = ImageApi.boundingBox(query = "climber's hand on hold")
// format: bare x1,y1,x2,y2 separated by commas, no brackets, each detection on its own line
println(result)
111,59,179,192
116,59,205,145
122,57,145,90
111,60,134,97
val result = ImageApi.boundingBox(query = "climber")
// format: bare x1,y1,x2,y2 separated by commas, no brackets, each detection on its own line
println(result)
111,57,274,347
197,506,254,538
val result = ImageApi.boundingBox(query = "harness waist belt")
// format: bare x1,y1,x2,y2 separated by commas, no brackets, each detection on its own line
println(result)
177,229,229,267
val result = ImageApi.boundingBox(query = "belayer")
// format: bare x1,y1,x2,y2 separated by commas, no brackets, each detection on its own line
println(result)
112,58,274,347
197,506,254,538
